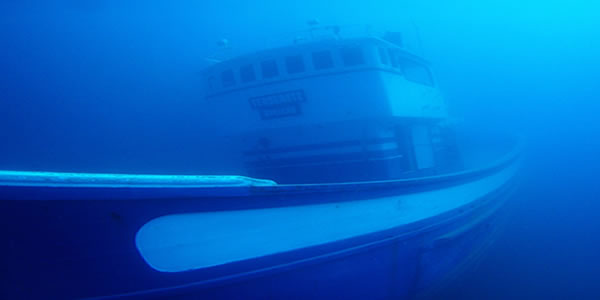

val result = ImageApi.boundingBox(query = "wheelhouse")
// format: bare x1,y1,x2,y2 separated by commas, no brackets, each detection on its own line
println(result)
205,37,436,97
201,36,455,183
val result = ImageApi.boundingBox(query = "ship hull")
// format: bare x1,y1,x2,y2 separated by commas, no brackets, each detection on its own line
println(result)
0,146,519,299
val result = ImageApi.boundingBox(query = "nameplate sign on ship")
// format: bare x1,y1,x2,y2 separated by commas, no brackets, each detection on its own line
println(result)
249,90,306,120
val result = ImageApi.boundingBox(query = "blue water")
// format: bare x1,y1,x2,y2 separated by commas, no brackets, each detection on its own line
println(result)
1,1,599,299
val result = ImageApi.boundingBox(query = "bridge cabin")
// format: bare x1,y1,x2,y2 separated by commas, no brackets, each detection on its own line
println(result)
202,36,458,183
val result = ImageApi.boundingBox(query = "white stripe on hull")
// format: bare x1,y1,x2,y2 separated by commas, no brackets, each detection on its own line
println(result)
135,163,517,272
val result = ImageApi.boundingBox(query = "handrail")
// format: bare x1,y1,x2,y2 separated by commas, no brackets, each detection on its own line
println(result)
0,138,521,192
264,137,523,193
0,171,276,187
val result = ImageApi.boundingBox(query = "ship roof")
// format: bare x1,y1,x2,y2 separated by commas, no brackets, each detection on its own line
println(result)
204,36,429,74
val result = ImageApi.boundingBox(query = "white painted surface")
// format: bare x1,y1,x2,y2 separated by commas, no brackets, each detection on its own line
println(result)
135,163,517,272
412,125,435,169
204,38,444,136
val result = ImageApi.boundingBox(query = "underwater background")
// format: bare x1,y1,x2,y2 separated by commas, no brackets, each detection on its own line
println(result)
1,1,599,299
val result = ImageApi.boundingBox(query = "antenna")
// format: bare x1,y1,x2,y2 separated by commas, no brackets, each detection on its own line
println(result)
217,38,230,49
365,24,373,36
204,58,221,64
203,38,231,66
305,20,344,41
294,36,306,44
410,19,424,55
307,19,320,39
331,25,341,39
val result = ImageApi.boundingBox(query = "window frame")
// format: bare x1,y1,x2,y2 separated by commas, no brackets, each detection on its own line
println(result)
378,47,389,66
340,46,365,67
285,55,306,74
388,48,400,68
207,76,216,91
311,50,335,70
240,64,257,83
261,59,280,79
399,58,435,87
220,69,236,88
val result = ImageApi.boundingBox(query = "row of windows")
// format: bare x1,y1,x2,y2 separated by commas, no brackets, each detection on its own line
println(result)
215,47,366,89
212,45,433,90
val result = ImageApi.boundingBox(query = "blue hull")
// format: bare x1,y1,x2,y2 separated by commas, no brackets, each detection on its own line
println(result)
0,148,519,299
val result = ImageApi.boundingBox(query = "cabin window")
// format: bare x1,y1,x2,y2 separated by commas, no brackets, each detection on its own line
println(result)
261,60,279,78
388,49,399,68
340,46,365,66
221,70,235,88
285,55,305,74
240,64,256,83
378,47,389,65
312,50,334,70
207,76,216,91
400,59,434,86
